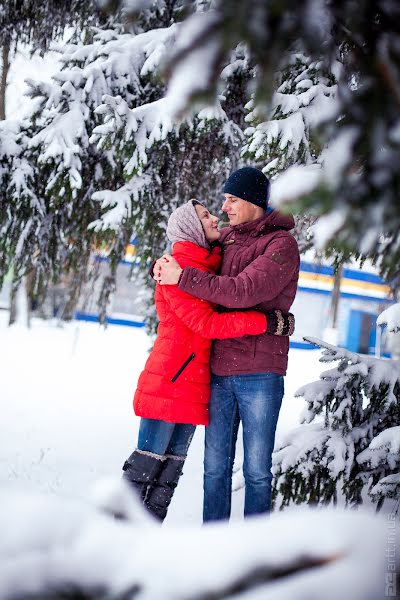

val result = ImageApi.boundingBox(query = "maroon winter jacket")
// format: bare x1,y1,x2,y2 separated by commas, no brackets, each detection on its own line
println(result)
178,210,300,376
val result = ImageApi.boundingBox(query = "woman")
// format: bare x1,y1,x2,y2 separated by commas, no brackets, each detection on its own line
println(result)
122,200,294,521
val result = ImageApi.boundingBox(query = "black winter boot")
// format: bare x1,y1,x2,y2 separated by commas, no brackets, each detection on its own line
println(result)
145,455,185,522
122,449,165,503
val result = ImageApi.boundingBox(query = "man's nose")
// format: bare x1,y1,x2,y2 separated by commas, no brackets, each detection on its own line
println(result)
222,200,229,212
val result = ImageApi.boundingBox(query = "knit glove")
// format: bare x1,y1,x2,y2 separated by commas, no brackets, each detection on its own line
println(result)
265,310,295,336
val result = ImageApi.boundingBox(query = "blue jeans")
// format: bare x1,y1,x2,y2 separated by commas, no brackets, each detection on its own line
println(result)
137,418,196,457
203,372,284,521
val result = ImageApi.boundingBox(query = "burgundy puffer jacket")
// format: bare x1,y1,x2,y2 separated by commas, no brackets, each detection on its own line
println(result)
178,210,300,376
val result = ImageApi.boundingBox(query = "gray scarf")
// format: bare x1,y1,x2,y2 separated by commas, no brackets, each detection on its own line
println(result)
166,200,209,250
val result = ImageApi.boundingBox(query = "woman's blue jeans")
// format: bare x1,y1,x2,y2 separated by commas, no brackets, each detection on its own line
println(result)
137,418,196,457
203,372,284,522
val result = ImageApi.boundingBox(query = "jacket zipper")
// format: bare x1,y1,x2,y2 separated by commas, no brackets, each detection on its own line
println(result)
171,353,196,382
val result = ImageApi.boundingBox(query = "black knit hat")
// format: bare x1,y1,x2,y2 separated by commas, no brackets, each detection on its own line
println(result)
223,167,270,210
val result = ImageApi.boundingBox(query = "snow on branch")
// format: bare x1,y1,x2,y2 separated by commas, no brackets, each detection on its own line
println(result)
165,11,224,118
273,335,400,509
358,426,400,469
269,164,322,207
273,423,348,480
90,178,150,231
377,303,400,333
93,94,175,177
0,485,391,600
303,336,400,403
91,94,139,147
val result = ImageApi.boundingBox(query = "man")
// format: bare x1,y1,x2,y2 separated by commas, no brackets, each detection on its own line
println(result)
154,166,299,521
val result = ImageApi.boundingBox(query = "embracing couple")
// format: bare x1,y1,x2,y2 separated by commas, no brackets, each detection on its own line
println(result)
122,167,300,523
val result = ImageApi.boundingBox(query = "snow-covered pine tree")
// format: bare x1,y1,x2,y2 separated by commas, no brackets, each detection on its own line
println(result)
360,303,400,507
1,2,250,320
0,1,107,50
242,48,338,253
0,1,116,323
0,0,108,117
1,24,155,314
243,50,337,179
89,46,247,326
272,308,400,510
90,54,247,266
106,0,400,281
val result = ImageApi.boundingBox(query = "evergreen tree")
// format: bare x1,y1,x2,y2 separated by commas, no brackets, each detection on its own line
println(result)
5,0,400,319
242,49,337,253
0,5,249,319
0,0,116,323
272,309,400,510
111,0,400,279
242,50,337,179
0,1,107,50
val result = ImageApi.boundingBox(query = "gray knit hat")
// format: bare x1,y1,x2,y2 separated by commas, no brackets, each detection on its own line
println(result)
166,200,209,249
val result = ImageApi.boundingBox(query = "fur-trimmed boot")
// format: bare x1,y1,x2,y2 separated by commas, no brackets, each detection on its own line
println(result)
122,449,165,504
145,454,185,522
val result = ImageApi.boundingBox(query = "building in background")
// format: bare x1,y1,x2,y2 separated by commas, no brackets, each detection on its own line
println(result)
0,245,395,357
74,239,148,328
291,260,393,355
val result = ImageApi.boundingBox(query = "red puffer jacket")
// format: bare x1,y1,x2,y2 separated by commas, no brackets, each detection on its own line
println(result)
133,241,267,425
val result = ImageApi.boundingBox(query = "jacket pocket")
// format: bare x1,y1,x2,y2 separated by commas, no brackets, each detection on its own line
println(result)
171,353,196,382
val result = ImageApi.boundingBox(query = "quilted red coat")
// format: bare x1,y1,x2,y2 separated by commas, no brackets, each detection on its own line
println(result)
133,241,267,425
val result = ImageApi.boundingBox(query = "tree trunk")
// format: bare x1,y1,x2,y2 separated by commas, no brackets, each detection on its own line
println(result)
0,41,20,325
0,41,10,120
329,263,344,329
9,275,31,328
323,263,343,345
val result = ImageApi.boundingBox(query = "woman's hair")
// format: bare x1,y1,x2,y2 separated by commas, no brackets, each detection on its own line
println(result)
191,199,203,208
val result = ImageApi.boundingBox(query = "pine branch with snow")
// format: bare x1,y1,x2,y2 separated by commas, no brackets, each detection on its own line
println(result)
273,337,400,510
105,0,400,281
0,484,393,600
377,303,400,334
241,49,337,255
242,51,338,179
1,8,250,325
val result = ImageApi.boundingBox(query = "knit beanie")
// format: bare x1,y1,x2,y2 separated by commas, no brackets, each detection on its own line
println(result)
166,200,209,249
223,167,270,210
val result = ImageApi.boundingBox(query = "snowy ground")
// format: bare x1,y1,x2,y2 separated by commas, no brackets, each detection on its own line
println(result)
0,312,324,525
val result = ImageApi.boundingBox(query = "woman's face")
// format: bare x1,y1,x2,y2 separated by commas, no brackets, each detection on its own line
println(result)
195,204,221,242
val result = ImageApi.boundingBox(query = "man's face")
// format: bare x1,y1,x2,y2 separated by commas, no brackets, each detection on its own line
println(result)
222,194,262,226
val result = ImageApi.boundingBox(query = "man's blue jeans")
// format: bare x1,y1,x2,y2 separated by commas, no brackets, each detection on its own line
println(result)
137,418,195,457
203,372,284,521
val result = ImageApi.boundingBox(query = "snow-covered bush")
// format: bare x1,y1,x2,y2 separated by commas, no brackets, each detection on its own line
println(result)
273,311,400,510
